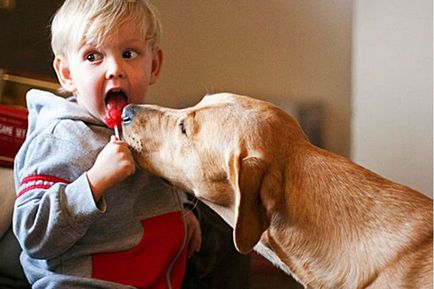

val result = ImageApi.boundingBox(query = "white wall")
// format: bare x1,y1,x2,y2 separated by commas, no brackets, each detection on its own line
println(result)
352,0,433,195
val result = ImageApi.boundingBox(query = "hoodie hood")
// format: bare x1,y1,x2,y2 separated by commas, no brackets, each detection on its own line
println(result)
26,89,102,137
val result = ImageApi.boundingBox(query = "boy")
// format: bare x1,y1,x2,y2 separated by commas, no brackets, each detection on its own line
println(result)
13,0,201,288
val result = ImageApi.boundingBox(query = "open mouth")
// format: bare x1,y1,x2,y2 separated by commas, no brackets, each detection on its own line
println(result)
104,89,128,129
105,89,128,110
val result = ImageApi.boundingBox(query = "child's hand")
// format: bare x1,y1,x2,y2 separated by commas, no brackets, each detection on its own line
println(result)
87,136,136,201
184,210,202,257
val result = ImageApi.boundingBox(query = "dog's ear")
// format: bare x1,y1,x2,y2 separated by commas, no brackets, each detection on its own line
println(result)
228,154,280,254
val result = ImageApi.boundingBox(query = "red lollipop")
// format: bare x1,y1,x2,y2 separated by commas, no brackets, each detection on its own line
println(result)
104,107,122,129
104,92,127,137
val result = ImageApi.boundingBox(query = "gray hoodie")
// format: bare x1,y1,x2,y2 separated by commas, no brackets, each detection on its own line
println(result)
13,89,187,289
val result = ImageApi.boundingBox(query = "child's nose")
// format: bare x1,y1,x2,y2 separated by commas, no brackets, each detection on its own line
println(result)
105,58,125,79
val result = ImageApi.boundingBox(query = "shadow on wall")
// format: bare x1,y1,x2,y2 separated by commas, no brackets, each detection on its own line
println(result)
0,0,63,79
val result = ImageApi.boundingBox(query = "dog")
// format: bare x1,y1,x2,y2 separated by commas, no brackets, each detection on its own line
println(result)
121,93,433,289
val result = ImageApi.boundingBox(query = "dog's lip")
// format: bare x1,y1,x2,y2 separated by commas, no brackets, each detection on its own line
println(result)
121,104,136,125
122,114,132,125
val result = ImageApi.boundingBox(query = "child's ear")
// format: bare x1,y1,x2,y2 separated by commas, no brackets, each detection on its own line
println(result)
53,56,76,92
149,47,163,85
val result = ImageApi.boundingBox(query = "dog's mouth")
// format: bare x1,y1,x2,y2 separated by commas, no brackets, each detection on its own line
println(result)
104,89,128,129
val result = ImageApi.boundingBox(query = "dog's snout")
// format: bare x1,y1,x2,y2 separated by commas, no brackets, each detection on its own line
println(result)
122,104,139,125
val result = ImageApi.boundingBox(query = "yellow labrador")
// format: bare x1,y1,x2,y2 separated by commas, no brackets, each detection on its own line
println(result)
121,93,433,289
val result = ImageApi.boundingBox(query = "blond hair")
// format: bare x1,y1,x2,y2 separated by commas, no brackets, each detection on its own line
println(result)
51,0,161,57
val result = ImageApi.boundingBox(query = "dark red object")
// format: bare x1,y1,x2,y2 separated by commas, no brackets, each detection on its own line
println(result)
0,105,28,168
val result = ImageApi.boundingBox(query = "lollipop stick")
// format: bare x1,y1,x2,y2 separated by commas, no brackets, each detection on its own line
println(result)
114,125,120,139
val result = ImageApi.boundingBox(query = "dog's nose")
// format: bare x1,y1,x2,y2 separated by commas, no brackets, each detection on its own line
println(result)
122,104,138,126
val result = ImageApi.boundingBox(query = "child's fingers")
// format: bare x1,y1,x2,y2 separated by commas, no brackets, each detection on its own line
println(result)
185,211,202,257
187,227,201,257
110,135,129,147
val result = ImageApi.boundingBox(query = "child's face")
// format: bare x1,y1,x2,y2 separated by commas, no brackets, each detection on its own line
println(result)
54,21,162,125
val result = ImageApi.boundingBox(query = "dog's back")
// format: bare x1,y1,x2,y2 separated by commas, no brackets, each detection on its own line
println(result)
279,142,433,289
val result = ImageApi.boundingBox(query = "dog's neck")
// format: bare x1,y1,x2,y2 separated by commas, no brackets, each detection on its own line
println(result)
253,240,297,277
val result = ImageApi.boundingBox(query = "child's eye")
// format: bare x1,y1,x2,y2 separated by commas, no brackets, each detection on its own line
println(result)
122,50,138,59
86,52,102,62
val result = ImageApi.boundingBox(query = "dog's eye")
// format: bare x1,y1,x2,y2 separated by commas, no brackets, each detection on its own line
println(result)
179,120,187,135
